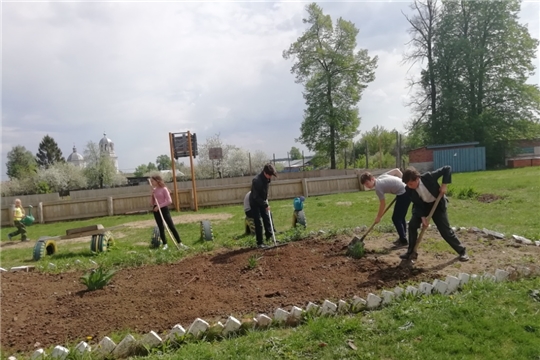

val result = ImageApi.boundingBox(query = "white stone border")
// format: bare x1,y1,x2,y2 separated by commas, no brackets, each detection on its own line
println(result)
14,266,538,360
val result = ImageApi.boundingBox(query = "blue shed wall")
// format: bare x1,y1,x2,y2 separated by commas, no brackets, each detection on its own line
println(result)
433,147,486,173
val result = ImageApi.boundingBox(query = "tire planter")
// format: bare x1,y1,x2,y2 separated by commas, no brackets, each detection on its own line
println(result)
293,211,307,228
33,238,58,261
150,226,162,248
200,220,214,241
90,231,114,253
245,216,256,235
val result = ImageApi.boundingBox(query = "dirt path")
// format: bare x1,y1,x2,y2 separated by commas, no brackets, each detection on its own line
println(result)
1,229,539,353
0,213,233,250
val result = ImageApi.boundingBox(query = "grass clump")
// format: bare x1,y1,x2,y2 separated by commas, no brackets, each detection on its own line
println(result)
346,237,365,259
80,267,116,291
246,254,261,270
447,185,480,199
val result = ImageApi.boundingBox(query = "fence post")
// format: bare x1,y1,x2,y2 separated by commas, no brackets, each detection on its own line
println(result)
189,188,194,210
302,178,309,198
9,204,14,227
357,174,365,191
107,197,114,216
38,202,44,224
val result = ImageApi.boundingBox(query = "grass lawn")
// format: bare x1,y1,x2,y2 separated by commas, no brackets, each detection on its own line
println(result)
1,167,539,359
134,277,540,360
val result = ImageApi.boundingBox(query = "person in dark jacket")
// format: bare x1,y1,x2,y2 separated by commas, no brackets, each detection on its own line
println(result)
400,166,469,262
249,163,277,248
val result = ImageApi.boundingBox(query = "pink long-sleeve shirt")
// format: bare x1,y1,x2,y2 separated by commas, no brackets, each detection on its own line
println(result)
151,187,172,208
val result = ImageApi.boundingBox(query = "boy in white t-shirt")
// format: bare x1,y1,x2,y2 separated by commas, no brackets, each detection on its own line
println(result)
360,168,411,247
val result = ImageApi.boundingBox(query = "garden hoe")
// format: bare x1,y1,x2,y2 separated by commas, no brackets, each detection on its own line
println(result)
346,197,397,249
399,192,444,269
262,208,288,250
148,179,181,251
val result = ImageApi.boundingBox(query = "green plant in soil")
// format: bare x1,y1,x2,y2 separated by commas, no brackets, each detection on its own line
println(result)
347,240,365,259
247,254,261,269
79,267,117,291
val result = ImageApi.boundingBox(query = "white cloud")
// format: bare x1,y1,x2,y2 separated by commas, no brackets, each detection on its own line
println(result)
1,1,538,178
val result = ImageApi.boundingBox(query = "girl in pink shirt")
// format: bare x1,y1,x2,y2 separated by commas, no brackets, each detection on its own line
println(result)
150,175,186,250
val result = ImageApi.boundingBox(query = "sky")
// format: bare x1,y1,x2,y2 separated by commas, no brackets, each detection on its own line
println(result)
1,1,539,179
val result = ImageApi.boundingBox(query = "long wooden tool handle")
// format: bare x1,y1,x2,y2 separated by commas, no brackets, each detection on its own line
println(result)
360,197,397,241
268,209,278,246
412,192,444,253
149,179,181,251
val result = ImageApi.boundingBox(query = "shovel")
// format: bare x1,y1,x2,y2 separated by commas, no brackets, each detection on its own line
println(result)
399,192,444,268
346,197,397,248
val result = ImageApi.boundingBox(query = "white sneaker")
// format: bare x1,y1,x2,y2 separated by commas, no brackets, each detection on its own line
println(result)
178,243,189,250
162,244,168,250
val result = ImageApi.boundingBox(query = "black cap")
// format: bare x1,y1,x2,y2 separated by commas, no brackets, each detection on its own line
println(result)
263,163,278,177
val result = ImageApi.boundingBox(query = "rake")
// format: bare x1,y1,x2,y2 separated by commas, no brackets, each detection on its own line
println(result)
148,179,181,251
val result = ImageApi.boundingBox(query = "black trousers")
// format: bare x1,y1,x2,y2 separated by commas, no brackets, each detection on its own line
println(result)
392,193,411,240
407,200,465,255
153,206,181,245
248,205,273,245
9,220,27,240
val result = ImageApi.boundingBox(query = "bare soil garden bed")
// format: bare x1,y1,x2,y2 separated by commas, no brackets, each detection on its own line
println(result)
1,230,539,353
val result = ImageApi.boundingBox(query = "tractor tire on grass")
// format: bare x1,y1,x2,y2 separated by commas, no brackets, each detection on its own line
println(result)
200,220,214,241
90,231,114,253
150,226,161,248
293,211,307,228
33,238,58,261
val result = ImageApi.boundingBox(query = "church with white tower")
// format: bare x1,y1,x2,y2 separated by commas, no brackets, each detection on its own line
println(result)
66,145,85,168
99,132,119,172
66,133,119,171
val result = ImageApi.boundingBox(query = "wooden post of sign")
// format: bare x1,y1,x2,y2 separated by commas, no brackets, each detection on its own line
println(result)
169,132,180,212
187,131,199,211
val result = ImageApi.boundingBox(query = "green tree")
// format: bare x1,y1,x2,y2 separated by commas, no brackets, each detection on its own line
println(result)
156,155,171,171
283,3,377,169
6,145,37,179
35,135,65,168
146,162,158,172
134,164,148,177
289,147,302,160
405,0,540,166
358,126,397,168
83,141,117,188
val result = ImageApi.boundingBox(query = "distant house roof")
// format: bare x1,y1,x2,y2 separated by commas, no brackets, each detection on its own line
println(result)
410,142,480,152
426,142,479,150
276,156,315,167
286,157,315,168
160,169,185,177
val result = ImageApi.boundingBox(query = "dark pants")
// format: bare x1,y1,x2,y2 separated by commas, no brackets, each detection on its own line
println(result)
248,206,273,245
392,193,411,241
407,200,465,256
153,207,181,245
9,220,27,241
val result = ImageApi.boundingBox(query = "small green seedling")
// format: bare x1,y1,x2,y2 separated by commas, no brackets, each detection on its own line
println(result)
247,255,262,269
80,267,117,291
